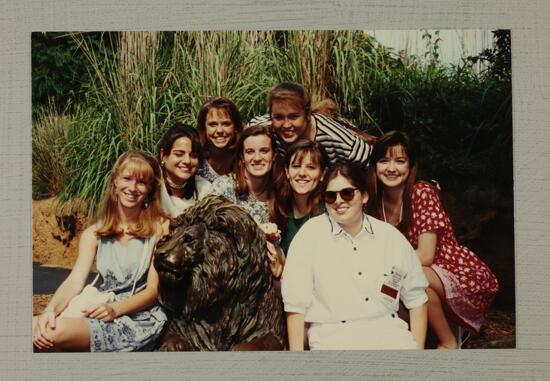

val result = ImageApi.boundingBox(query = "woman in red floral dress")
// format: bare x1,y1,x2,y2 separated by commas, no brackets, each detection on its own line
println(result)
366,130,499,349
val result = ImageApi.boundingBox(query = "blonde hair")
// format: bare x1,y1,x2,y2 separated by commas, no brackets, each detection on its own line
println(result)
93,150,166,238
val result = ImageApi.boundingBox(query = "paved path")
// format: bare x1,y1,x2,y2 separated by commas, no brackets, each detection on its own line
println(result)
33,262,97,294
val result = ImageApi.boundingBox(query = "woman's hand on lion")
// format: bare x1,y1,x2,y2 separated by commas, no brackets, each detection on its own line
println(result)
259,223,281,243
266,241,285,279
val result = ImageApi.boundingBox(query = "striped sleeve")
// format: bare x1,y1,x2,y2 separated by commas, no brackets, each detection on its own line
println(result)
246,113,272,128
314,113,372,166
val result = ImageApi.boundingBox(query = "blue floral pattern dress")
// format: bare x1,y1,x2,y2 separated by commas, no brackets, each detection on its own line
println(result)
210,175,269,225
83,234,167,351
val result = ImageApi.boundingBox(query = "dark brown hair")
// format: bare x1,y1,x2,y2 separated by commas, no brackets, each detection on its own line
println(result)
233,125,279,198
366,130,418,232
158,123,203,200
196,97,243,156
270,140,329,230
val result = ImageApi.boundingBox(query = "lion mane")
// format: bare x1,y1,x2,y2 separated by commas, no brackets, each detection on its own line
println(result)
154,195,286,351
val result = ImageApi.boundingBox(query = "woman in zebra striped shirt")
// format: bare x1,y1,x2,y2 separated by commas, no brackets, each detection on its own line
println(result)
247,82,374,166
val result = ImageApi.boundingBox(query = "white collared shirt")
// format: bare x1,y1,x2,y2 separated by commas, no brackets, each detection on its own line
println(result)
281,213,428,324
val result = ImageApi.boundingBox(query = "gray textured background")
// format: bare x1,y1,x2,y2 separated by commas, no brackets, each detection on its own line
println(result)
2,0,549,379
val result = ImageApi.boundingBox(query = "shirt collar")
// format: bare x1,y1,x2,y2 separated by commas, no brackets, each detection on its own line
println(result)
326,212,375,237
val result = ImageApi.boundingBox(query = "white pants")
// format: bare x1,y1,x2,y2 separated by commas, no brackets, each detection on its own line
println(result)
308,315,419,350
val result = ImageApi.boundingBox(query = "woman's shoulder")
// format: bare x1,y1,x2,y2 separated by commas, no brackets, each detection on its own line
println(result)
300,213,330,232
412,180,439,198
195,174,212,194
210,175,237,197
211,174,236,188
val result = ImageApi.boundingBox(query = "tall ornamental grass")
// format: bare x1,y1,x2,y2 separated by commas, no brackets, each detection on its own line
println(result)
32,31,512,219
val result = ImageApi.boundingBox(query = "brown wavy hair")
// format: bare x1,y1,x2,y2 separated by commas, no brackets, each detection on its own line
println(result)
196,97,243,158
93,150,166,238
366,130,418,233
233,125,279,198
270,139,329,231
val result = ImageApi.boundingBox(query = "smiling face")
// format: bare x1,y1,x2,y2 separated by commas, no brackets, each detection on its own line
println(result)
113,163,152,210
375,144,410,191
205,108,235,149
241,134,274,179
286,152,324,196
270,100,309,145
161,136,199,185
325,173,368,236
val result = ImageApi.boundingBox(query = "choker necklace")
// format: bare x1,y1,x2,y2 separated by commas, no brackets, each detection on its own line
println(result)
382,193,402,224
165,178,186,190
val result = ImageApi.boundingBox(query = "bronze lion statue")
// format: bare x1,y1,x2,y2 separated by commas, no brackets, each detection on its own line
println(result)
153,195,286,351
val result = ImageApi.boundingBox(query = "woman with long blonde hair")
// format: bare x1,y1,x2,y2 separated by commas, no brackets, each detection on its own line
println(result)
33,151,168,352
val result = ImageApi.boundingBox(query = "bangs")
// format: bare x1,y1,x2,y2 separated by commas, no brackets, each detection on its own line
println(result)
387,144,408,159
290,150,320,168
120,157,154,183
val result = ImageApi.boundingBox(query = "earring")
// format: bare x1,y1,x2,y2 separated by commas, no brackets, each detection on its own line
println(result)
161,161,165,167
114,192,118,202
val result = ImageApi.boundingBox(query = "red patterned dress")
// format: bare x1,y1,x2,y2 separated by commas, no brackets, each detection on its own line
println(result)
404,181,499,333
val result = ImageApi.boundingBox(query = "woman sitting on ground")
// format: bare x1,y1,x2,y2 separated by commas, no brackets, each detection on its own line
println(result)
366,130,499,349
282,162,428,350
32,150,168,352
158,123,211,218
196,97,244,183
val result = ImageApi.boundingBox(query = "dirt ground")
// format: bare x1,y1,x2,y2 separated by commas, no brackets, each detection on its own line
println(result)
32,197,87,268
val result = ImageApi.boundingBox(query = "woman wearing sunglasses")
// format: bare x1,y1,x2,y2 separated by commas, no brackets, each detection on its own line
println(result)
366,130,499,349
281,162,429,350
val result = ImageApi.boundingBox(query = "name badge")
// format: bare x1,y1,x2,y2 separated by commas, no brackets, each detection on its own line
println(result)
379,266,406,312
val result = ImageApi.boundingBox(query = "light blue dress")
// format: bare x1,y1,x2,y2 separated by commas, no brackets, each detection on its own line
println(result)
210,175,269,225
83,234,167,352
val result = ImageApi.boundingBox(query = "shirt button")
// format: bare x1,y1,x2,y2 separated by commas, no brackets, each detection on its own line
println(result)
392,313,396,318
353,247,357,251
341,320,346,323
365,297,369,302
358,272,362,276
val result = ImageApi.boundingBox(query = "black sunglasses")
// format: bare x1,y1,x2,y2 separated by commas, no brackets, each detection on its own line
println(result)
324,187,358,204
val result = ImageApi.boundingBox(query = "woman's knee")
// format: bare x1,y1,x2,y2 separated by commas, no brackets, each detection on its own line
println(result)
45,318,90,350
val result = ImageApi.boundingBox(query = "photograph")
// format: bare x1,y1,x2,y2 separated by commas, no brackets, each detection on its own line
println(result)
31,30,514,352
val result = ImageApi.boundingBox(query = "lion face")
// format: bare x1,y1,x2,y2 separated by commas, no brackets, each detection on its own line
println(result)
154,195,286,351
154,195,269,317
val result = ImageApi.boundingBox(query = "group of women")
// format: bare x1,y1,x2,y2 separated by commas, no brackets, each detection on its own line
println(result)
33,82,499,352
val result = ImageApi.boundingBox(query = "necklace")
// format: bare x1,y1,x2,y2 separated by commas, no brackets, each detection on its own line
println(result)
382,193,402,225
250,188,267,201
165,178,186,190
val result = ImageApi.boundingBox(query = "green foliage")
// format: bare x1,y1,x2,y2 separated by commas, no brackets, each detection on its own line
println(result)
32,31,513,217
31,32,111,118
